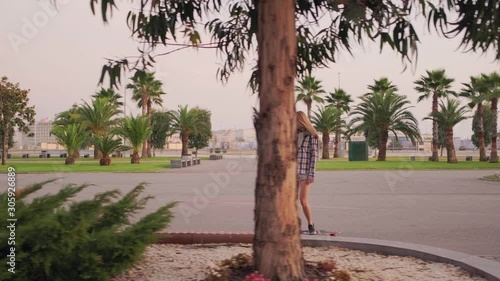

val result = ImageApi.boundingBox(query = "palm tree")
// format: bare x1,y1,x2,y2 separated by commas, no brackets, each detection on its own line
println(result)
414,69,456,161
460,75,488,161
425,99,469,163
93,134,123,166
53,104,85,158
53,104,81,127
116,115,152,164
50,124,89,164
325,88,353,158
311,106,342,159
127,72,166,158
482,72,500,163
170,105,205,156
368,77,398,94
78,98,121,159
92,88,123,107
349,88,421,161
295,76,325,119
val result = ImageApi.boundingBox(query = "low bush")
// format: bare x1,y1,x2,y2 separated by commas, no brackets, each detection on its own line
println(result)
0,180,176,281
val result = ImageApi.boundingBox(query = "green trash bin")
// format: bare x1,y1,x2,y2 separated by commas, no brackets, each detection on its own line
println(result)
349,141,368,161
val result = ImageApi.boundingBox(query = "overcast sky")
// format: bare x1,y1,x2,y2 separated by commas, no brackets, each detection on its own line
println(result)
1,0,499,138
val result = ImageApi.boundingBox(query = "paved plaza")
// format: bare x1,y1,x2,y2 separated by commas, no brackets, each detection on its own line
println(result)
3,157,500,259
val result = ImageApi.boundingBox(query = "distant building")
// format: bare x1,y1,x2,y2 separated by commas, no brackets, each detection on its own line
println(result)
21,118,58,149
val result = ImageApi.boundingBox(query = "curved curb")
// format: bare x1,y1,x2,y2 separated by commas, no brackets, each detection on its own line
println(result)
155,233,500,281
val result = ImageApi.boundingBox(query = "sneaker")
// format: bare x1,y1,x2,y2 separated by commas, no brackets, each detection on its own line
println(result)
308,223,317,234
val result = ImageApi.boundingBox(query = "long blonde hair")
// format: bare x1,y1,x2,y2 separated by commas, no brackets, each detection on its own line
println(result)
297,111,318,138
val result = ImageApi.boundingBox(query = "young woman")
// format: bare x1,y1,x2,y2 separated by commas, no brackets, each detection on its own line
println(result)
296,111,319,234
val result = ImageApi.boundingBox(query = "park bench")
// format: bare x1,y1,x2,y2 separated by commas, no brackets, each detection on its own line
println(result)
84,154,90,158
466,156,473,161
209,154,223,160
193,157,201,165
170,159,187,168
60,153,67,158
22,154,29,158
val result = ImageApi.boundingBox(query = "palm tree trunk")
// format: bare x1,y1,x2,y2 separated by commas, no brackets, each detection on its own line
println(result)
65,156,75,165
322,131,330,159
306,101,312,120
490,98,498,163
94,148,103,159
147,99,152,158
141,92,148,158
99,156,111,166
2,130,9,165
131,151,140,164
253,0,304,279
333,130,339,158
477,103,487,161
446,128,458,163
181,133,189,156
377,131,389,161
431,94,439,161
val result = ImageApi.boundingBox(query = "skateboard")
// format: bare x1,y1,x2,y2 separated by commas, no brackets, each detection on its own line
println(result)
301,229,340,236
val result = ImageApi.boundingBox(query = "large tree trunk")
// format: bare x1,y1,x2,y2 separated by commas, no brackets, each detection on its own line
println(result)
2,130,9,166
446,128,458,163
490,98,498,163
431,94,439,161
333,130,339,158
477,103,487,161
181,133,189,156
322,131,330,159
377,131,389,161
253,0,304,280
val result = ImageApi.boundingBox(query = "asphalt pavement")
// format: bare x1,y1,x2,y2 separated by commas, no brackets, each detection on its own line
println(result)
3,157,500,259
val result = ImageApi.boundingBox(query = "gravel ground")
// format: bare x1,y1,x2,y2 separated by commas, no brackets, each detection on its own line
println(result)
111,244,487,281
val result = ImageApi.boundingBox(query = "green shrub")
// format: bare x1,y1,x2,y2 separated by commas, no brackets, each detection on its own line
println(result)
0,180,176,281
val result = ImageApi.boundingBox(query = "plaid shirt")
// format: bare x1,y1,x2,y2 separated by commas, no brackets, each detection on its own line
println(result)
297,132,318,179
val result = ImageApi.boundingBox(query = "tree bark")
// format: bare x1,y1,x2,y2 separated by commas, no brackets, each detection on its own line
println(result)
147,99,152,158
431,94,439,161
446,128,458,163
181,133,189,156
377,131,389,161
2,129,8,166
490,98,498,163
141,91,148,158
131,151,140,164
306,101,312,120
253,0,304,280
477,103,487,161
322,131,330,159
334,131,340,158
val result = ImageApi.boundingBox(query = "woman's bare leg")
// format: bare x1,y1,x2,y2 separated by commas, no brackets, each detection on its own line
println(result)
299,179,313,225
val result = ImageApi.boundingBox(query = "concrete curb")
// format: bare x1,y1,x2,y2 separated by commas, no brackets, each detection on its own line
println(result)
155,233,500,281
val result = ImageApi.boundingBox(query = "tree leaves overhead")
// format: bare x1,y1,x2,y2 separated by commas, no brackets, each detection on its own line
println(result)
89,0,500,90
447,0,500,59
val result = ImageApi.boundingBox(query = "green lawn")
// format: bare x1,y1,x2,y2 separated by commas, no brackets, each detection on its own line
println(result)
317,156,500,170
2,155,499,173
0,156,208,173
